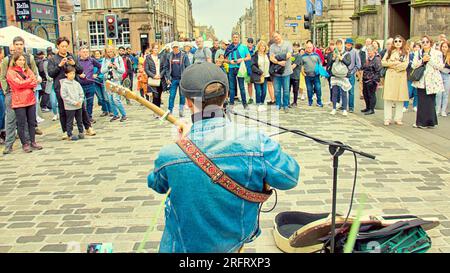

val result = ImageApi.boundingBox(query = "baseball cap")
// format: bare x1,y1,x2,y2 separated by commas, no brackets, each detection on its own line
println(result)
180,62,229,100
172,42,180,48
345,38,354,45
293,42,300,47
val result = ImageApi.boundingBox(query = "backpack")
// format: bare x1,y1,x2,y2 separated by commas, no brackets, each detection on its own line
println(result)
193,47,210,64
332,60,349,78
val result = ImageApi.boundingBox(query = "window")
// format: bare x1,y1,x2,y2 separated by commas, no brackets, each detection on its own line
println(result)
87,0,104,9
88,21,105,49
117,19,131,48
112,0,130,8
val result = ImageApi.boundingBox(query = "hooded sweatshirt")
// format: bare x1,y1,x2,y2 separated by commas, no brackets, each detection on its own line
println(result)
60,78,84,111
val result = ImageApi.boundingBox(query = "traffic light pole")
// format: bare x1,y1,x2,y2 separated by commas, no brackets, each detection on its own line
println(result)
313,12,316,46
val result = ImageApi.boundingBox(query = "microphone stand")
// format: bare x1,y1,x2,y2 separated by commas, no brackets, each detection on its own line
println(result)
229,109,376,253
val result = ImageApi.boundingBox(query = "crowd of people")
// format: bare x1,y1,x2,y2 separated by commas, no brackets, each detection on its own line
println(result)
0,32,449,154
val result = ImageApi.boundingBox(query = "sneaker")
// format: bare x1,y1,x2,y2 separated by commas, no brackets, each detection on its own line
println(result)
120,116,128,122
78,133,85,140
110,116,120,122
442,112,448,117
361,109,369,113
36,116,45,124
109,113,114,117
22,144,32,153
90,119,96,124
301,94,306,101
61,134,69,140
413,107,418,112
35,128,43,135
283,108,289,113
248,99,254,105
41,108,50,113
3,146,12,154
403,107,408,113
349,109,354,113
70,135,79,141
308,103,313,107
339,106,344,110
100,112,108,117
290,103,297,108
52,115,58,121
330,109,337,115
364,110,375,115
317,104,323,108
395,121,404,126
342,110,348,116
31,142,43,150
384,120,391,126
179,111,184,118
85,127,96,136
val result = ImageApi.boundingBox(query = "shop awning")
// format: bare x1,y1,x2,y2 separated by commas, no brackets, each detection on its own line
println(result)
0,25,55,49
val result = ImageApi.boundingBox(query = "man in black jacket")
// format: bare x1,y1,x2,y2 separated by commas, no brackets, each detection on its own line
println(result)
165,42,190,117
48,37,95,139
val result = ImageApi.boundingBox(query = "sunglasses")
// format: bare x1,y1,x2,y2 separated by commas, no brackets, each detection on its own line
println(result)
394,40,402,43
422,40,430,44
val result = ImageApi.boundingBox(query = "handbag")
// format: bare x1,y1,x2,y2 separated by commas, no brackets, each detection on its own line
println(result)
147,77,161,87
315,63,330,78
258,75,265,84
237,61,247,78
331,61,348,78
380,67,387,78
408,65,425,82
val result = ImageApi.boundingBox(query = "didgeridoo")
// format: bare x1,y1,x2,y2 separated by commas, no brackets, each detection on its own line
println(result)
105,80,185,129
105,80,272,194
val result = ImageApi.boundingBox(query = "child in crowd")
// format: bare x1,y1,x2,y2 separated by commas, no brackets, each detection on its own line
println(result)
137,64,149,101
60,66,85,141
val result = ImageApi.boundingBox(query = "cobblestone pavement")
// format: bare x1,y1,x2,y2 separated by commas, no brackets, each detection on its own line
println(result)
0,91,449,253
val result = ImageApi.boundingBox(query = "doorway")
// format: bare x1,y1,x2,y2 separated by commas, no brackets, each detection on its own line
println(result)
389,1,411,40
140,34,149,54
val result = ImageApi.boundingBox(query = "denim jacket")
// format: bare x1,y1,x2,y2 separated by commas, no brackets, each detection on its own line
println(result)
148,114,300,253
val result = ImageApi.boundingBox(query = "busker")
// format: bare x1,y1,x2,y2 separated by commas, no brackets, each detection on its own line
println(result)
147,62,300,253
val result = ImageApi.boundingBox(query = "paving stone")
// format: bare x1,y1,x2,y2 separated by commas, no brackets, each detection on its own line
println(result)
101,197,124,202
127,226,149,233
96,227,127,234
60,221,91,228
63,227,95,235
16,236,46,243
8,216,35,222
102,208,134,214
40,244,67,252
74,208,101,214
44,209,73,215
7,222,36,229
36,229,65,236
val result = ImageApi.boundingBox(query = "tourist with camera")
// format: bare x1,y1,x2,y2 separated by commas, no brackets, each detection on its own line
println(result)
101,45,127,122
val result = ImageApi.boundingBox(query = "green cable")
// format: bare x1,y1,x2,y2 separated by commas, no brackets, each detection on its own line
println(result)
344,194,366,254
137,188,172,253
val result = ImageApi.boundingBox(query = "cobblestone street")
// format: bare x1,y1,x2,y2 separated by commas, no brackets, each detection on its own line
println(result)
0,89,449,253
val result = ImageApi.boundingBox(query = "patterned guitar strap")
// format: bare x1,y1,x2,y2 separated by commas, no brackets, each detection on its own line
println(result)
176,137,272,203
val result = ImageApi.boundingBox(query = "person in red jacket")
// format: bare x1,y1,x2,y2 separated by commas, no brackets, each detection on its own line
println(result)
6,53,43,153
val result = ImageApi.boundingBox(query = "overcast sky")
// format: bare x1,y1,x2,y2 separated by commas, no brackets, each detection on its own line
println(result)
192,0,252,40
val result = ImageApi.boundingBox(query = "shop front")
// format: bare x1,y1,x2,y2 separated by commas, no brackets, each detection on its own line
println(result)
21,0,59,43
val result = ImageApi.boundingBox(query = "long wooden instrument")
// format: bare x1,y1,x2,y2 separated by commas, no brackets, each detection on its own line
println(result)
105,80,184,127
105,80,273,194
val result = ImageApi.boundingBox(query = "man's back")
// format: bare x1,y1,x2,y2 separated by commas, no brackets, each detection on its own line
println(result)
148,117,299,253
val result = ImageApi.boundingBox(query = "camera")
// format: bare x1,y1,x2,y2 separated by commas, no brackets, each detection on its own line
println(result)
106,58,115,81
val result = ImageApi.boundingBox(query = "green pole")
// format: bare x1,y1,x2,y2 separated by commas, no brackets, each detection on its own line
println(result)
384,0,389,47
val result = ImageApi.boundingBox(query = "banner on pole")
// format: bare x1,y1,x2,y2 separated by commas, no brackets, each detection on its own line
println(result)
306,0,314,14
316,0,323,16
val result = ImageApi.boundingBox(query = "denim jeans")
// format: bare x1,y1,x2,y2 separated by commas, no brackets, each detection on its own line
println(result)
305,75,322,106
404,80,418,109
168,80,185,113
331,86,348,110
0,91,5,131
82,84,96,119
94,83,107,113
254,79,267,105
228,68,247,106
49,86,59,115
273,76,290,109
348,74,356,111
436,73,450,114
110,93,126,117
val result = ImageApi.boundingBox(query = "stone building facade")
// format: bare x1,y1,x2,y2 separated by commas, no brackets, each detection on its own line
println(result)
352,0,450,42
315,0,355,47
238,0,310,44
174,0,194,40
